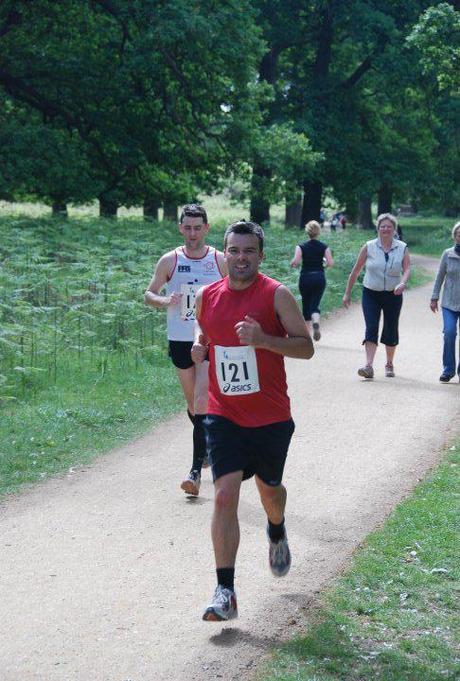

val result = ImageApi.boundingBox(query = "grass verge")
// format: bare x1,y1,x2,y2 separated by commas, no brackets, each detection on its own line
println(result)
0,358,183,492
259,439,460,681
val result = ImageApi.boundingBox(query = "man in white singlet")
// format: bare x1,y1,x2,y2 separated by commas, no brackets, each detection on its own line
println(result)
144,204,226,496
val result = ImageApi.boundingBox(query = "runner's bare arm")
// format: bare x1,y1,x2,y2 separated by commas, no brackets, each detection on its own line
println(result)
342,244,367,308
144,252,181,308
216,251,228,276
290,245,302,267
235,286,314,359
191,288,208,364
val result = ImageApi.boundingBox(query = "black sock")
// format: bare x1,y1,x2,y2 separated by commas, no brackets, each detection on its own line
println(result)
191,413,206,473
216,567,235,591
268,518,285,542
187,409,195,425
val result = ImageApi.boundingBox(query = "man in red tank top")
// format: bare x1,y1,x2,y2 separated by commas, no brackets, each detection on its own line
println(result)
192,220,314,621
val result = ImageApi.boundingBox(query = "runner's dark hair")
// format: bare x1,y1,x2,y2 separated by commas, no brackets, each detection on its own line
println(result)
224,220,264,252
180,204,208,224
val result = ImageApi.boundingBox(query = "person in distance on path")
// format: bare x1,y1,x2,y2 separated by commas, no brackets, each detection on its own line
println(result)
192,220,314,621
290,219,334,341
342,213,410,379
430,221,460,383
144,204,226,496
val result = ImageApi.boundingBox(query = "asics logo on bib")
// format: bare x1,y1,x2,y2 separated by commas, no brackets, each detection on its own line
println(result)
223,383,254,393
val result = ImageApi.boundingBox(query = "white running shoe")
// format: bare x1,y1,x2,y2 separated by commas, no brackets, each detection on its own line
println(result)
202,585,238,621
180,470,201,496
267,529,292,577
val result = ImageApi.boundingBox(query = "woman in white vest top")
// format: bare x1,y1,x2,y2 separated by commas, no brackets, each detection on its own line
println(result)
342,213,411,379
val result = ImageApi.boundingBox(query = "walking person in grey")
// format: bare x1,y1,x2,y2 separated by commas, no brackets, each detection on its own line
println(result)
342,213,411,379
430,221,460,383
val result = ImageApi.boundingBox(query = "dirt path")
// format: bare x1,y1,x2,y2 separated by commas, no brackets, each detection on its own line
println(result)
1,256,458,681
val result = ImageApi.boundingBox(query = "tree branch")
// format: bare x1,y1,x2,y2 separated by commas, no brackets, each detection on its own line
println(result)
90,0,130,57
341,56,373,89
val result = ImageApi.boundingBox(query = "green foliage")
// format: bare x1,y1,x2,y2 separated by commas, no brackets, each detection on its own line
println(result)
0,0,264,206
253,124,323,203
248,0,459,217
0,215,173,400
0,98,96,205
407,3,460,93
1,1,458,215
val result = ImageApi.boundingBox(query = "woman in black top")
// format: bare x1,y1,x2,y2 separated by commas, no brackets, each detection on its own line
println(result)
290,220,334,340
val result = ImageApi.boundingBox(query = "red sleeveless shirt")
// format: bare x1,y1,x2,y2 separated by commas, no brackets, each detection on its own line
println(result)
199,273,291,427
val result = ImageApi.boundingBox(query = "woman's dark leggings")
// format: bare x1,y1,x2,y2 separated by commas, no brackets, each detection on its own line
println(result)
362,286,403,346
299,271,326,321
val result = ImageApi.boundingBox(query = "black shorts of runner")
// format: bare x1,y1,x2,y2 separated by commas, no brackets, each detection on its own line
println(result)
168,340,194,370
204,414,295,486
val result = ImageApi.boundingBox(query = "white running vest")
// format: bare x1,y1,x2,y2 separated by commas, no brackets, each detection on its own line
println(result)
363,238,407,291
166,246,223,340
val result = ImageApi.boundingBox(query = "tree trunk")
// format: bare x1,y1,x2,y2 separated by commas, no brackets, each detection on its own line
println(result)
163,202,178,222
143,198,160,221
377,183,392,215
313,6,333,80
345,196,358,224
301,180,322,227
249,49,280,227
51,202,68,218
99,196,118,218
250,163,271,225
357,195,374,229
285,194,302,229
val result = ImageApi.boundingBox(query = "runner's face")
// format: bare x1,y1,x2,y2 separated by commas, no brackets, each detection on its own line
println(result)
225,233,263,285
454,228,460,245
179,217,209,252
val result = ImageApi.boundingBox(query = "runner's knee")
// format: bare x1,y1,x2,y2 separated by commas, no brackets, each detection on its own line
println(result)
214,486,239,513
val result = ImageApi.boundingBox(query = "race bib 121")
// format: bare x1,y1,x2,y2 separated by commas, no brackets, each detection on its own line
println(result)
214,345,260,395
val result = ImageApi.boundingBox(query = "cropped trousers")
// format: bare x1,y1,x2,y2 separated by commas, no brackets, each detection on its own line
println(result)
361,286,403,347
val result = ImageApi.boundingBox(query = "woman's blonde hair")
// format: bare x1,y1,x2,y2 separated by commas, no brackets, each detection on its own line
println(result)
376,213,398,230
305,220,321,238
452,221,460,239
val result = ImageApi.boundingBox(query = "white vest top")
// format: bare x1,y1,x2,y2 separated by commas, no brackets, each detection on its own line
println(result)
363,238,407,291
166,246,223,340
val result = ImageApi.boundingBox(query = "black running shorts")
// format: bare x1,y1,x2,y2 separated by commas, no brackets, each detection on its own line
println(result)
204,414,295,486
168,340,194,370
